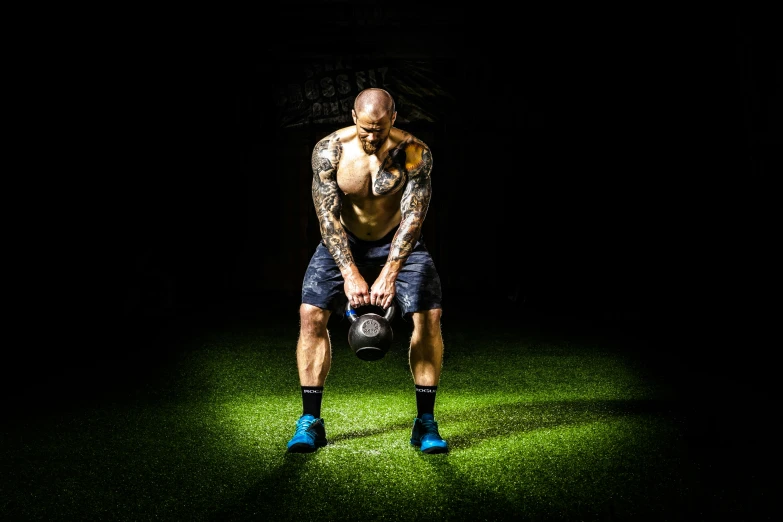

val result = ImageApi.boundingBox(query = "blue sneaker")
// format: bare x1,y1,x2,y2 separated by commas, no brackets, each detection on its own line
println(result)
410,413,449,454
286,414,327,453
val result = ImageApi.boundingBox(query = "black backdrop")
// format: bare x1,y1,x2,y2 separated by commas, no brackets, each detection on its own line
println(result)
0,12,775,519
14,7,777,402
103,10,777,328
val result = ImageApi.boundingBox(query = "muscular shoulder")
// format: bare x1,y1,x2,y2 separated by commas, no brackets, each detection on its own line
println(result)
311,127,356,171
311,128,347,176
313,127,356,152
389,129,432,176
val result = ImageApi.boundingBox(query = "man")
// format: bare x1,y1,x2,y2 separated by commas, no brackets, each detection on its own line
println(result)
287,88,448,454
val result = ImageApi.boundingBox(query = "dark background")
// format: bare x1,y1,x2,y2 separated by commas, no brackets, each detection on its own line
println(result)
1,10,775,520
106,10,776,328
12,7,777,412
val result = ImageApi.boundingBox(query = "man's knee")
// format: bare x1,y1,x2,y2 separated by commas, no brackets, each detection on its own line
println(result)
412,308,443,337
300,303,330,334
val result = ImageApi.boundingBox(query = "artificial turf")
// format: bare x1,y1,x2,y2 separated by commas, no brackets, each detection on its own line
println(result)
1,302,769,521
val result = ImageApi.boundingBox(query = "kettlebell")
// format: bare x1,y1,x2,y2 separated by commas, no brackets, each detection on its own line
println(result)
345,301,396,361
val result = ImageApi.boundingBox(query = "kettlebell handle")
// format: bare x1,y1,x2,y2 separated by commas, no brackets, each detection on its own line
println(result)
345,301,396,323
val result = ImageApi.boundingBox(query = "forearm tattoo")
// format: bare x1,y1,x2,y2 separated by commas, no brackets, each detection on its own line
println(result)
389,144,433,263
311,134,354,269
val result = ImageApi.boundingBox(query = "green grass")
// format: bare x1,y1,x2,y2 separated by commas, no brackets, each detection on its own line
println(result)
0,312,746,520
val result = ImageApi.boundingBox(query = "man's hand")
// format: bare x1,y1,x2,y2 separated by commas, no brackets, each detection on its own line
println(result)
343,269,370,308
370,265,398,309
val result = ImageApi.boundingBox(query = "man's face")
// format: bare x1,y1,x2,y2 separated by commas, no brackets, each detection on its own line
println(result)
353,111,394,154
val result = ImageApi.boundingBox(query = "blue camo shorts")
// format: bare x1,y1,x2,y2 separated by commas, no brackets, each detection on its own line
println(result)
301,226,442,317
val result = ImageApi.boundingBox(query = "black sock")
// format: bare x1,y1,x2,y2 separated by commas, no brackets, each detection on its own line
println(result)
415,385,438,417
301,386,324,418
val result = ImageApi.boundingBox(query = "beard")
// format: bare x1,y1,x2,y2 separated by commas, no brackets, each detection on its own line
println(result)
361,139,381,154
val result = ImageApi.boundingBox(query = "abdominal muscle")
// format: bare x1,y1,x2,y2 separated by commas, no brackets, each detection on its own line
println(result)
340,195,402,241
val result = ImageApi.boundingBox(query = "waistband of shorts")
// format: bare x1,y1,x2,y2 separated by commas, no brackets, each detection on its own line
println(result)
344,225,399,247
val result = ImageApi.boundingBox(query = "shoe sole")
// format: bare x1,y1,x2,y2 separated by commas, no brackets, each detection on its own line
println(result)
287,443,316,453
287,440,327,453
411,440,449,454
421,445,449,454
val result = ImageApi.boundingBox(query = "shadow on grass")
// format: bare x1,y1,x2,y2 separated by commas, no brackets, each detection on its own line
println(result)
443,398,680,451
205,440,526,521
414,455,528,520
206,454,310,520
322,397,678,450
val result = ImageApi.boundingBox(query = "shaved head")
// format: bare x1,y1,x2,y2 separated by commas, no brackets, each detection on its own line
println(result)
352,88,397,155
353,88,396,118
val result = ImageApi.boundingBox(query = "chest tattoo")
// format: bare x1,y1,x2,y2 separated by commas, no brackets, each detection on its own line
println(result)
375,143,425,195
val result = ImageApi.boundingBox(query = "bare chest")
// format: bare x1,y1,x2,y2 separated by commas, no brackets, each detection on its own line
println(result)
337,153,405,198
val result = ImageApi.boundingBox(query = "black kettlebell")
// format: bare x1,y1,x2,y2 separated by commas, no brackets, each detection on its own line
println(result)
345,301,396,361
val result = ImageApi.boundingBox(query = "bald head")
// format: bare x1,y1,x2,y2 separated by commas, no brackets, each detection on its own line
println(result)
351,88,397,154
353,88,396,119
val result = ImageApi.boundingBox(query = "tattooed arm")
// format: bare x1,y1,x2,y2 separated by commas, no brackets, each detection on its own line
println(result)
372,141,433,309
311,133,370,306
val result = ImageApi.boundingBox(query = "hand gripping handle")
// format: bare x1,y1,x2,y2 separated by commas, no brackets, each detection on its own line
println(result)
345,301,396,323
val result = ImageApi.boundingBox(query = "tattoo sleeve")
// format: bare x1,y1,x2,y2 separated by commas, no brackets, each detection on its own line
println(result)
311,134,354,270
389,143,433,264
